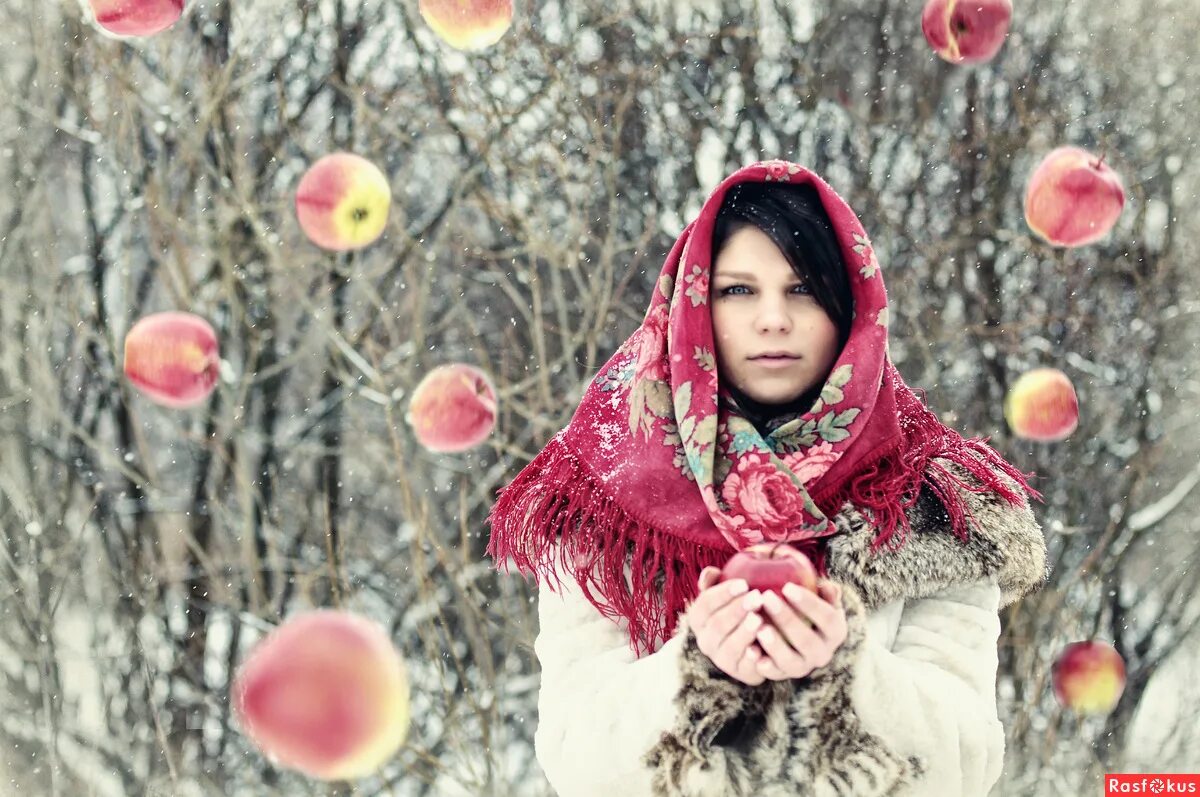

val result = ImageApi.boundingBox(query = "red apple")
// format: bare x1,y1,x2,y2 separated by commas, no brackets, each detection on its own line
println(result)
1025,147,1126,247
1004,367,1079,442
123,311,219,408
89,0,183,36
232,610,411,780
295,153,391,252
419,0,513,51
1052,640,1126,716
921,0,1012,65
719,542,819,597
406,363,498,453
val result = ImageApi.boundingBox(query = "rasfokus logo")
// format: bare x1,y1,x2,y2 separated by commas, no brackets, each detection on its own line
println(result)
1106,775,1200,794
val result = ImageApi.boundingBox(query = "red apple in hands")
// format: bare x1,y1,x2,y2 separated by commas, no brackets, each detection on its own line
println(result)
233,611,411,780
1025,147,1126,247
1052,640,1126,716
719,542,819,598
921,0,1012,65
406,363,498,453
123,311,219,408
295,153,391,251
1004,367,1079,442
89,0,183,36
419,0,513,51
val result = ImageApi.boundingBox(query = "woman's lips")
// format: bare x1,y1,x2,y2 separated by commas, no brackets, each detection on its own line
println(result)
751,356,799,368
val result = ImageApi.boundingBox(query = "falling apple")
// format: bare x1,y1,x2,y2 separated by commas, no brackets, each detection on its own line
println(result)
1004,368,1079,442
921,0,1012,65
406,363,498,453
419,0,513,51
233,610,411,781
719,542,819,598
1025,147,1126,247
1052,640,1126,716
123,311,219,408
89,0,184,36
295,153,391,252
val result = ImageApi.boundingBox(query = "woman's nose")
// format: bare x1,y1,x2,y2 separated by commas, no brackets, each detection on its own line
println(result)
754,300,792,333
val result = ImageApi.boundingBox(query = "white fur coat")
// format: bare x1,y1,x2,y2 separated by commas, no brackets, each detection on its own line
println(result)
532,464,1047,797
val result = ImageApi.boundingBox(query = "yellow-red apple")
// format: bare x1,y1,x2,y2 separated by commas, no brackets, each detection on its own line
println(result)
295,153,391,252
123,311,219,408
1025,147,1126,247
1052,640,1126,715
89,0,183,36
921,0,1012,65
419,0,513,51
1004,368,1079,442
719,542,819,598
406,364,498,453
232,610,410,781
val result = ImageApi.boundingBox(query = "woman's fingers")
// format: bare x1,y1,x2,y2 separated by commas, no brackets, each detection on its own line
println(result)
755,623,810,678
734,644,766,685
715,589,763,637
687,574,749,629
762,589,823,653
719,603,763,657
783,583,840,637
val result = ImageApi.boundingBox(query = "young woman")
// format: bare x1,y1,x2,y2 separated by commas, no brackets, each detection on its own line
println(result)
487,160,1047,796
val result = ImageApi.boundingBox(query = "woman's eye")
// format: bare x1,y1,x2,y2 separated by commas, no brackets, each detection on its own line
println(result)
716,284,809,297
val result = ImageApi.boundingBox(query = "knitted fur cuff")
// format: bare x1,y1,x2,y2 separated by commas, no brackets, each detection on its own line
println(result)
644,583,922,796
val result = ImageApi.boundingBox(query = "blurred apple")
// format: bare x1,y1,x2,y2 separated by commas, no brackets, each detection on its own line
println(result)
419,0,513,51
1004,368,1079,442
719,542,819,597
123,311,219,408
921,0,1012,65
233,610,411,781
1052,640,1126,715
295,153,391,251
89,0,183,36
1025,147,1126,247
406,363,498,453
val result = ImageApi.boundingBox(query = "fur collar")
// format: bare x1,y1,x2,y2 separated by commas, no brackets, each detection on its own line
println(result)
825,458,1048,611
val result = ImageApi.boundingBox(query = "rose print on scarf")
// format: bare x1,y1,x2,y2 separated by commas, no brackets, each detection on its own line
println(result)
783,441,843,486
634,282,672,383
683,264,709,307
853,232,879,279
720,452,812,540
760,160,803,182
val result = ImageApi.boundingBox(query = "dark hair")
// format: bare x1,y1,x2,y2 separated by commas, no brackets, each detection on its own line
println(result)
711,181,853,348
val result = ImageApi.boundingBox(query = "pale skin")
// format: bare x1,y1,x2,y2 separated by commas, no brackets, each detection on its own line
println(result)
688,224,850,684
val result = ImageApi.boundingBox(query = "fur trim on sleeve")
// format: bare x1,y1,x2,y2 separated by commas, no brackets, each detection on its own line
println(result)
644,584,922,796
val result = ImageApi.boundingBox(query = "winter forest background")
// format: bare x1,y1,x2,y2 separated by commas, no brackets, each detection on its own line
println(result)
1,0,1198,795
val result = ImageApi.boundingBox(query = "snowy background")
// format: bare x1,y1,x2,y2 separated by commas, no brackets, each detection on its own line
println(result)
0,0,1198,794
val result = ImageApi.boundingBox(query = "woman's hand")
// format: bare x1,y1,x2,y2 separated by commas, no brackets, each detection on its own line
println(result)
753,579,848,681
684,567,769,686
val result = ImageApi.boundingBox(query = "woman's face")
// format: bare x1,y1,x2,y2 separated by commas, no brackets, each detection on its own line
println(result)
710,225,841,407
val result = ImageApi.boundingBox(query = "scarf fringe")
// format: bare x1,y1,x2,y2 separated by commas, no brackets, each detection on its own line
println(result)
486,434,729,656
816,435,1041,556
489,426,1041,656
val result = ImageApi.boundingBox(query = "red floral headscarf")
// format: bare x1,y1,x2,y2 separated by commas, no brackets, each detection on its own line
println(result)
487,160,1037,655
